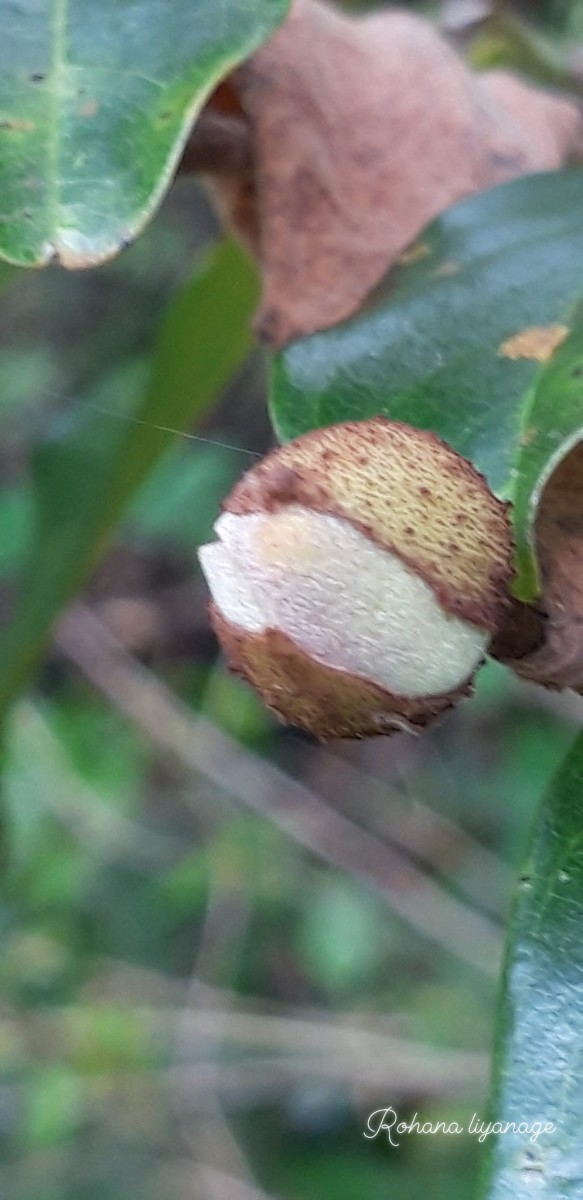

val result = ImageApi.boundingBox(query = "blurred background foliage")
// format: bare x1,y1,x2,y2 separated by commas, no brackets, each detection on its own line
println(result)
0,1,582,1198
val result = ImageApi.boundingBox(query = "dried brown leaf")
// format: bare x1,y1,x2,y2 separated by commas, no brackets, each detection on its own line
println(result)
208,0,580,347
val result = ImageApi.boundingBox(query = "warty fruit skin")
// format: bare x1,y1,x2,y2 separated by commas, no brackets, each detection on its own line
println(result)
198,417,513,740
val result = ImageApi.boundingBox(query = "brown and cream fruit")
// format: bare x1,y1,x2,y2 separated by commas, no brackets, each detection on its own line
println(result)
198,418,513,739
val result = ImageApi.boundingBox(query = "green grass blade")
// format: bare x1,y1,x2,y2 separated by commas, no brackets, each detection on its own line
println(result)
0,238,259,715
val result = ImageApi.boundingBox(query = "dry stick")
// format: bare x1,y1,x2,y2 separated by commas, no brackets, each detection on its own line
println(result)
168,1009,488,1100
6,1000,487,1072
307,746,514,918
170,1051,485,1100
169,1007,482,1059
181,1164,279,1200
48,965,487,1077
0,1052,485,1108
13,701,182,868
55,604,502,979
172,877,262,1196
5,1004,486,1096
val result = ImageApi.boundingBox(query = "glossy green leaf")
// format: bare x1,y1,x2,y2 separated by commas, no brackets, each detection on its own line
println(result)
0,0,289,267
482,732,583,1199
0,237,259,715
512,309,583,599
271,170,583,504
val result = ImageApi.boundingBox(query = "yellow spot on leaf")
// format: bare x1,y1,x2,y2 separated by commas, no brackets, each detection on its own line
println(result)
397,241,430,266
498,324,569,364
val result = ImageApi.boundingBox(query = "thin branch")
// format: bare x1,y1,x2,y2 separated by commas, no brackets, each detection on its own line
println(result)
169,1051,485,1100
11,700,181,869
187,1165,279,1200
7,997,485,1064
55,604,502,978
307,746,514,918
171,870,259,1196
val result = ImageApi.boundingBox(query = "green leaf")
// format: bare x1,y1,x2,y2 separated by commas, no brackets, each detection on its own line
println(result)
512,309,583,599
0,261,17,291
22,1066,82,1147
0,0,289,267
298,875,393,993
482,731,583,1199
124,441,239,549
0,237,259,715
271,170,583,502
0,486,35,575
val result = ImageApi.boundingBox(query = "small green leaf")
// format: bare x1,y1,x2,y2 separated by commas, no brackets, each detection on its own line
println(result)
124,441,239,549
512,309,583,599
271,169,583,499
482,732,583,1199
22,1067,82,1147
0,0,289,266
298,875,392,992
0,238,259,715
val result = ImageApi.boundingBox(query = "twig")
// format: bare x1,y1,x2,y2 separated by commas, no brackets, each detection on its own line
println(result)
9,700,181,869
169,1050,485,1100
55,604,502,978
186,1164,279,1200
306,746,514,918
5,997,487,1068
171,870,259,1196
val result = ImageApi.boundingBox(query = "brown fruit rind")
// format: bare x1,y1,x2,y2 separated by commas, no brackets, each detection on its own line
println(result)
223,417,513,632
211,605,475,741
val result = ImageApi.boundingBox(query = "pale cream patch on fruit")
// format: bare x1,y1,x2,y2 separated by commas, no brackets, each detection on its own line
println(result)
198,506,488,697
